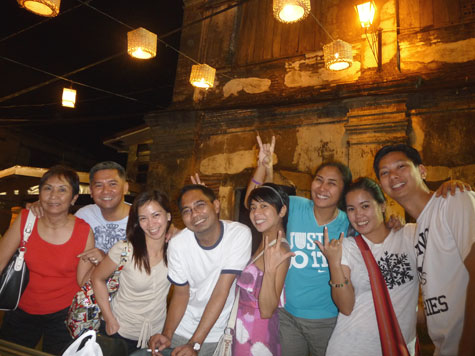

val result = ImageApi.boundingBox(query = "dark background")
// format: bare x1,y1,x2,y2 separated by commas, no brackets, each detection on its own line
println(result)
0,0,183,167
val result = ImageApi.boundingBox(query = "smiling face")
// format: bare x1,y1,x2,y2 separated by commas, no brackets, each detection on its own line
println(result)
180,189,220,235
90,169,128,211
138,200,170,241
346,189,386,238
249,199,285,234
311,166,345,210
377,151,427,202
39,175,78,215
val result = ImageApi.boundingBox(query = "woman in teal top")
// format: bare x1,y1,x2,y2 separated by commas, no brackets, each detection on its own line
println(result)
246,136,352,356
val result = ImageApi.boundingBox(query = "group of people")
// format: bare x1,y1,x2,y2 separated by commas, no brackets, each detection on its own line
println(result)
0,137,473,356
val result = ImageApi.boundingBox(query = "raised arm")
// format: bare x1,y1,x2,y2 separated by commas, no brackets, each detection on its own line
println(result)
244,135,275,209
259,233,294,318
172,273,237,355
90,255,120,335
315,228,354,315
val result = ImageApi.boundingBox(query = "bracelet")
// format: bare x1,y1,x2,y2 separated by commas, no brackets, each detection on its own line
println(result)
329,278,349,288
252,178,262,185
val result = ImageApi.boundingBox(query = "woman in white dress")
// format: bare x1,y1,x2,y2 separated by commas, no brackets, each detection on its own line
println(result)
316,177,418,356
91,190,172,354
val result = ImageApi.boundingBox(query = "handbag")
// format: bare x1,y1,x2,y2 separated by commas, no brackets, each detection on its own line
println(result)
354,234,410,356
66,241,130,339
212,292,238,356
212,238,284,356
0,210,36,311
62,330,103,356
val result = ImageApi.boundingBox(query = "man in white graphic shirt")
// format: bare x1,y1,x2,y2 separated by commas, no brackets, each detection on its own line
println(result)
373,144,475,356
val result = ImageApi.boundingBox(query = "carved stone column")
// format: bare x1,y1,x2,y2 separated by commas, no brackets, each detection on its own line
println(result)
345,100,409,219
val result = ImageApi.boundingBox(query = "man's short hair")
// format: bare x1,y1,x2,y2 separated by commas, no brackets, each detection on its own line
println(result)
373,144,423,179
89,161,126,183
177,184,216,211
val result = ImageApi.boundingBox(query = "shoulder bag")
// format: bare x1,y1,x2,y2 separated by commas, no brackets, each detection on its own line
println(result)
354,234,410,356
66,240,129,338
0,210,36,311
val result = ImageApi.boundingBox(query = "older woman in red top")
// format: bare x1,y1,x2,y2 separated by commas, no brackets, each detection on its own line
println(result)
0,165,95,355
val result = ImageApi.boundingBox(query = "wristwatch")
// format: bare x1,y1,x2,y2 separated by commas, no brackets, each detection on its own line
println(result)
192,342,201,351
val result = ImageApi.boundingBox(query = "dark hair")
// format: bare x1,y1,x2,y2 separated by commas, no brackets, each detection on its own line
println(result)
347,177,386,204
315,161,352,210
373,144,423,179
247,183,290,231
346,177,386,222
177,184,216,211
39,165,80,197
89,161,126,183
126,190,171,273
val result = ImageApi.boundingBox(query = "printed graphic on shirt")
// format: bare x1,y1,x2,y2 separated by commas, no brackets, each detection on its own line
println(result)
288,232,327,272
377,251,414,289
415,227,428,285
94,223,126,252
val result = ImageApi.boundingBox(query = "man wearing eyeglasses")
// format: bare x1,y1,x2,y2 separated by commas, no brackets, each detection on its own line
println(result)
146,184,251,356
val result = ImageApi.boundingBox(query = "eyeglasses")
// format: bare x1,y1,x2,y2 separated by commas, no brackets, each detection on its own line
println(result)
181,201,208,217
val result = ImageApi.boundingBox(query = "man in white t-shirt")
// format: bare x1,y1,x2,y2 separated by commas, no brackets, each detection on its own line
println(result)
148,184,252,356
373,144,475,356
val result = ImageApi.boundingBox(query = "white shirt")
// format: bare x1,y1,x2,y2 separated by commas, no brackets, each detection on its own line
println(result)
415,191,475,356
75,204,128,252
167,220,252,343
326,225,418,356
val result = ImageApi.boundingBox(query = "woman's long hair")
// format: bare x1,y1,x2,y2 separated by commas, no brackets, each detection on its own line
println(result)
126,190,172,274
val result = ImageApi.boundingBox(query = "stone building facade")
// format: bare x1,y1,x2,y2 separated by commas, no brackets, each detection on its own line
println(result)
111,0,475,223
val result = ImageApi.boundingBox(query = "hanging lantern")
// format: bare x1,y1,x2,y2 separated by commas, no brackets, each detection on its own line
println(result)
189,64,216,89
355,1,376,28
273,0,311,24
62,88,76,108
17,0,61,17
323,40,353,71
127,27,157,59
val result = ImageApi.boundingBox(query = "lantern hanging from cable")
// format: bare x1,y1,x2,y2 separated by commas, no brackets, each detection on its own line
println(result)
190,64,216,89
273,0,311,24
62,87,76,108
127,27,157,59
17,0,60,17
355,1,376,28
323,39,353,71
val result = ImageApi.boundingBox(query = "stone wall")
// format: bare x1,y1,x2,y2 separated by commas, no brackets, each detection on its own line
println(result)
140,0,475,223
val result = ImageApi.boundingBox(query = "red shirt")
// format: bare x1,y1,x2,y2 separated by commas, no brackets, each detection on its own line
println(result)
18,209,90,314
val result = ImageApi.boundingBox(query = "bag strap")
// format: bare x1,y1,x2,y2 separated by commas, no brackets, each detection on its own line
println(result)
21,210,36,247
226,289,240,329
114,240,130,273
354,235,409,356
250,237,288,264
